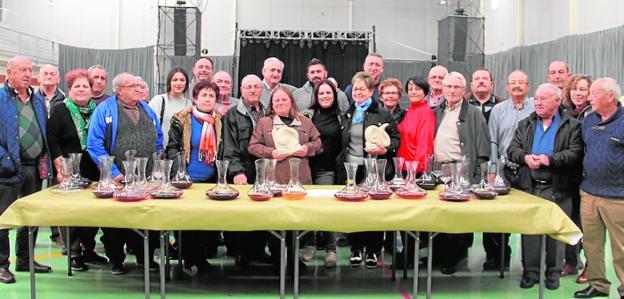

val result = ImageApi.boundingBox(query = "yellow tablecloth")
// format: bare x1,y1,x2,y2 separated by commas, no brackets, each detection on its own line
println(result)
0,184,581,245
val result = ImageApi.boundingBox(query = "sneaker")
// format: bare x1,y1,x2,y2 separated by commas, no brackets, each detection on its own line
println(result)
83,251,109,265
110,263,126,275
70,257,89,272
365,252,378,269
302,246,316,262
349,250,363,267
325,251,337,268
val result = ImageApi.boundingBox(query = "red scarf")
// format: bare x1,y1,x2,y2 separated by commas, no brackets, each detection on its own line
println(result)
192,106,217,164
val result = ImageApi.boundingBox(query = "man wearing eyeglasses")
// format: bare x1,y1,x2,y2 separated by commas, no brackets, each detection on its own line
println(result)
87,73,163,275
432,71,490,275
507,83,583,291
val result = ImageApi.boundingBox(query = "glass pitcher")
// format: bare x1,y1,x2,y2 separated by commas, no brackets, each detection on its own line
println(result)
417,155,437,189
265,158,283,196
492,158,511,195
282,158,307,200
156,159,173,191
248,159,272,201
149,151,164,182
121,159,137,193
60,156,74,191
172,152,193,189
206,160,239,200
69,152,83,185
457,158,472,191
135,157,149,190
395,160,427,199
335,162,368,201
93,155,115,198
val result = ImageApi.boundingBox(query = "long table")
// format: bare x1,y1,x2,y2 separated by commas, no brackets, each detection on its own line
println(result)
0,184,582,298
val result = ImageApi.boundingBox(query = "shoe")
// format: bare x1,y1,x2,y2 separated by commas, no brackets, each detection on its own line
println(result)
137,260,159,272
70,257,89,272
573,286,608,298
235,255,250,267
15,260,52,273
61,246,67,256
482,258,510,271
545,273,560,290
576,268,589,284
325,251,337,268
365,252,378,269
0,268,15,284
110,263,126,275
520,275,538,289
441,266,457,275
302,246,316,262
349,250,363,267
562,262,579,276
83,251,109,265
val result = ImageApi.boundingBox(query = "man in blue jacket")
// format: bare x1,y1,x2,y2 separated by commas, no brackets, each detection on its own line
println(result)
87,72,163,275
0,56,53,284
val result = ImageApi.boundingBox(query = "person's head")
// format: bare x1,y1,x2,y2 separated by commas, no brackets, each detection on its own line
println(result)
65,69,92,106
379,78,402,110
39,64,60,88
506,70,530,101
192,57,213,82
442,72,466,106
428,65,448,93
6,55,33,91
547,60,570,89
166,67,189,96
87,65,108,96
212,71,233,97
192,80,219,113
113,72,140,105
269,87,298,118
589,77,621,116
134,76,148,100
311,79,338,111
406,76,430,103
470,68,494,96
306,58,327,86
534,83,562,119
351,71,375,104
566,75,592,109
240,74,263,106
262,57,284,87
363,53,384,84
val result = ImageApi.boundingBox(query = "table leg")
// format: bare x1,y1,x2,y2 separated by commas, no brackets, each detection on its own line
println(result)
66,227,72,276
539,235,546,299
391,231,396,281
403,231,408,280
269,230,286,299
29,227,36,299
294,231,310,299
133,229,150,299
499,233,505,278
160,231,167,299
407,231,420,299
426,232,438,299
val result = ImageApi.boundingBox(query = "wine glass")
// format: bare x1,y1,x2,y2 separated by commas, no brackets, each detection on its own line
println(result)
439,164,453,191
60,157,73,191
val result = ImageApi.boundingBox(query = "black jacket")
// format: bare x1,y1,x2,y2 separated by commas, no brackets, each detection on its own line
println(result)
336,100,400,182
506,109,584,197
219,100,263,183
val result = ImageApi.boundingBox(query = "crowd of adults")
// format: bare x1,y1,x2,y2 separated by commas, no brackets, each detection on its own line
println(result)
0,53,622,299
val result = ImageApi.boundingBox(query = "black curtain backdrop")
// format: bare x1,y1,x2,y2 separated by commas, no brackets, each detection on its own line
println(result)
238,39,368,91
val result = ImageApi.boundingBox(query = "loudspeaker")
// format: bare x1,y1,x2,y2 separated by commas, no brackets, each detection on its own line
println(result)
451,17,468,62
173,8,187,56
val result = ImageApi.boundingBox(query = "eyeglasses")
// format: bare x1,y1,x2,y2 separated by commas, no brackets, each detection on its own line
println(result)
381,91,400,96
119,84,140,88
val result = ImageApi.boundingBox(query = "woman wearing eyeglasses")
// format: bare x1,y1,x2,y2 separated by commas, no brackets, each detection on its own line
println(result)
379,78,405,124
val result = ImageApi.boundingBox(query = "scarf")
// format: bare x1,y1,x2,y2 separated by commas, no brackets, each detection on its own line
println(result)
64,97,96,150
192,106,217,164
353,98,373,124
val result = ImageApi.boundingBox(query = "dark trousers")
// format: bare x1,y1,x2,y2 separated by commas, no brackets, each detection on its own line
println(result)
224,231,268,258
181,230,219,266
80,227,100,254
521,183,572,279
483,233,511,264
0,165,42,269
101,228,157,265
433,233,471,267
59,227,90,257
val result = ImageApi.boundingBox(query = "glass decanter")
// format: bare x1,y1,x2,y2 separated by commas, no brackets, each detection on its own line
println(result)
395,161,427,199
125,149,137,162
282,158,307,200
265,158,283,196
387,156,405,191
94,155,115,198
369,159,393,200
206,160,239,200
60,156,74,192
121,159,137,193
472,161,498,199
150,159,183,199
335,162,368,201
457,157,472,191
417,155,437,190
172,152,193,189
358,157,377,192
248,159,272,201
69,152,87,187
149,151,164,182
135,157,149,190
492,158,511,195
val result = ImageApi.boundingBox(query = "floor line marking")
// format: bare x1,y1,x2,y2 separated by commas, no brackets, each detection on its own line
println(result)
379,257,412,299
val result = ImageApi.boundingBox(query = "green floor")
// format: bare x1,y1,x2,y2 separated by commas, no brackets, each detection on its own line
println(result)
0,229,621,298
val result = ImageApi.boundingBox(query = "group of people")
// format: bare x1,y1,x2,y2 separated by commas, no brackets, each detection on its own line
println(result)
0,53,622,299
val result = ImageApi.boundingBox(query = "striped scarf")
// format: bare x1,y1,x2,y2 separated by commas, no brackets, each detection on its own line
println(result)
191,106,217,164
